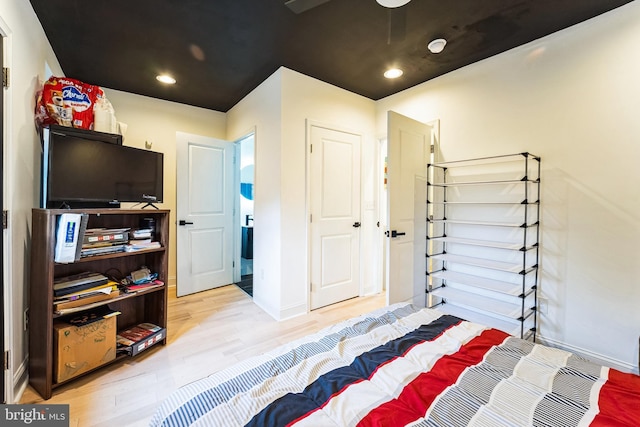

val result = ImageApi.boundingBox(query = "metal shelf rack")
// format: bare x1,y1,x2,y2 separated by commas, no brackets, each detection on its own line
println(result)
426,152,540,340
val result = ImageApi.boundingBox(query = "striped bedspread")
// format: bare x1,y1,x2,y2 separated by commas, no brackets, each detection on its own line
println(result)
150,304,640,427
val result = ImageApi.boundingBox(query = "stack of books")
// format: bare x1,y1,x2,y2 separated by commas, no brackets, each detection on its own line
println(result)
55,221,161,262
131,228,153,239
124,239,161,252
53,272,120,313
124,228,160,252
116,322,165,356
122,279,165,293
80,228,130,257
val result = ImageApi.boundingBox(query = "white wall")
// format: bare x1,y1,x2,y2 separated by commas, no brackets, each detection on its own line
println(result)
0,0,64,401
376,2,640,371
228,68,377,320
227,71,283,318
102,88,227,286
280,69,377,317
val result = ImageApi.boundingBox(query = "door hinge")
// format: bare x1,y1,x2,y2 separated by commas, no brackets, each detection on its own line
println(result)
430,144,435,154
3,351,9,370
2,210,7,229
310,144,313,154
2,67,8,88
310,214,312,223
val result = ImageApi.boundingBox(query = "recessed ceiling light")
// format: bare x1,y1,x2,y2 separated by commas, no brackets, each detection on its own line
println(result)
156,75,176,84
384,68,403,79
427,38,447,54
376,0,411,8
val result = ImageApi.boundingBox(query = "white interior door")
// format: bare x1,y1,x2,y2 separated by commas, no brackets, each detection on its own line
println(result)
176,132,235,297
386,112,432,306
310,125,361,310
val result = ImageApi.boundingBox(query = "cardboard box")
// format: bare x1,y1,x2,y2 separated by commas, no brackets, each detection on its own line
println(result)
53,317,116,383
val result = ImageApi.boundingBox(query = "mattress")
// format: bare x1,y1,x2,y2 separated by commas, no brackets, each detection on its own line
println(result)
150,303,640,426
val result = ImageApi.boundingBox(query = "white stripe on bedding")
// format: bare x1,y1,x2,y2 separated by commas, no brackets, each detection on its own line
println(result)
293,321,489,427
472,377,547,426
292,379,391,427
467,343,592,427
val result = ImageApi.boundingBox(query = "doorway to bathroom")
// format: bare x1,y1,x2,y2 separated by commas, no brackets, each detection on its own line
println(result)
237,133,254,297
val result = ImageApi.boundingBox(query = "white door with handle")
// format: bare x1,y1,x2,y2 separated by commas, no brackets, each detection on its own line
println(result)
386,112,433,306
310,125,361,309
176,132,235,297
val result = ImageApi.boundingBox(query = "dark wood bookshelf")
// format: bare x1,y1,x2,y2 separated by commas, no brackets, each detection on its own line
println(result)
29,208,170,399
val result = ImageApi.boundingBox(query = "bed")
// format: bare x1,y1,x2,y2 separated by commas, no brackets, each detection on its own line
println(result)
150,303,640,426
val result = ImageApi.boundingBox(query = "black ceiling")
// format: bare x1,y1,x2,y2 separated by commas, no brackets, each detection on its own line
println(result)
30,0,633,112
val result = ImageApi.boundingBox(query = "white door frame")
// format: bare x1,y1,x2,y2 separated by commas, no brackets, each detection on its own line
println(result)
306,119,364,311
374,135,388,296
1,17,13,404
377,116,440,303
232,130,256,285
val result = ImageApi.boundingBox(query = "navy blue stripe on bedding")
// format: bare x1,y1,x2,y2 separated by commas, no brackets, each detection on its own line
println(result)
245,315,463,427
159,304,425,427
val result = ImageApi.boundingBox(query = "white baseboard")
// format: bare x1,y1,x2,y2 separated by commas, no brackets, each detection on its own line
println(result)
278,302,307,321
11,358,28,403
168,275,176,288
537,334,638,374
252,296,280,321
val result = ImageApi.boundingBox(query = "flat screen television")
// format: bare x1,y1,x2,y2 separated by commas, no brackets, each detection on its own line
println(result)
41,126,164,209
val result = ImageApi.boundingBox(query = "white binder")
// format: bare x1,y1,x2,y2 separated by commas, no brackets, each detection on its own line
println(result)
54,213,88,263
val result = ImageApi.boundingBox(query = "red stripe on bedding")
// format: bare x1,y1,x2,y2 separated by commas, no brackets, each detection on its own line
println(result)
590,368,640,427
356,328,509,427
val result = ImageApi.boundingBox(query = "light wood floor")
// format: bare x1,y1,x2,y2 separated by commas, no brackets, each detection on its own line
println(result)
19,285,386,426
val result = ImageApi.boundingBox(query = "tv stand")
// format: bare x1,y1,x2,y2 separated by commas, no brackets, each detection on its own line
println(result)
46,200,121,209
29,208,169,399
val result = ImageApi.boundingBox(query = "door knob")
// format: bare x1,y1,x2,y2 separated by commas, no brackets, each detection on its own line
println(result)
390,230,406,238
353,222,361,228
178,220,194,226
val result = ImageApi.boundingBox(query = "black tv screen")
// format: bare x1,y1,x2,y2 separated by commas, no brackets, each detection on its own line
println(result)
42,127,163,208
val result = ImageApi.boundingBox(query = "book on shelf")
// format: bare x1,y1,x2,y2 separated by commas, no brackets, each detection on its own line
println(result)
54,213,89,263
131,228,153,239
124,279,164,292
80,244,126,257
54,289,120,311
82,240,129,249
83,228,130,245
124,240,161,252
54,295,123,316
62,305,121,327
53,272,109,297
54,280,119,306
116,322,165,356
54,280,117,299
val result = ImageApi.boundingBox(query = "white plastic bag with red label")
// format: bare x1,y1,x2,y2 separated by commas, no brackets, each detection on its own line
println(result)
35,76,104,130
